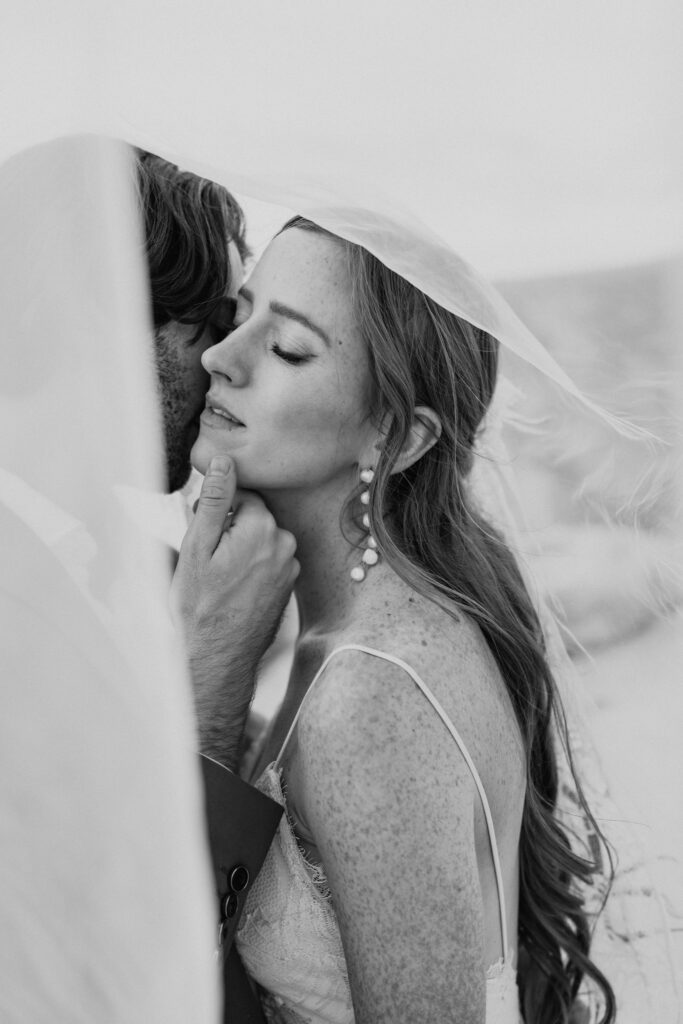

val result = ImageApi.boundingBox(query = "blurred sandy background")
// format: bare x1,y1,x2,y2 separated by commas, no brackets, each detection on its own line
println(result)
499,259,683,870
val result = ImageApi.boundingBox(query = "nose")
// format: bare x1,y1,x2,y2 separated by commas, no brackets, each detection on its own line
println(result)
201,325,251,385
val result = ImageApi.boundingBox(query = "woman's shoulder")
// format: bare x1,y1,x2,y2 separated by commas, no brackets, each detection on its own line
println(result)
304,586,514,754
294,582,525,813
291,627,485,851
336,579,509,723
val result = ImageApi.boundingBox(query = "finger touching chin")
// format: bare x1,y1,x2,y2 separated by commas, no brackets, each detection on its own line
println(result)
190,436,223,476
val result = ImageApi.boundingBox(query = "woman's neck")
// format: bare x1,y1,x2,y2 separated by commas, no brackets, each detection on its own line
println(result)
259,483,370,639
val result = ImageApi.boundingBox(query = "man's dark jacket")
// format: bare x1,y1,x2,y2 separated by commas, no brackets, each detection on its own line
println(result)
200,756,282,1023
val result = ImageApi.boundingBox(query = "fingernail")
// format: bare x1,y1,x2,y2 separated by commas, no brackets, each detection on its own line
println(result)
209,455,232,475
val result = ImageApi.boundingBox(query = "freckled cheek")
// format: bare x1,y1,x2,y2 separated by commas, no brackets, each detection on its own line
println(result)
266,392,364,449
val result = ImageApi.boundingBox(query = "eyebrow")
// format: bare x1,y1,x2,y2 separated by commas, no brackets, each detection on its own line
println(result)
239,287,332,347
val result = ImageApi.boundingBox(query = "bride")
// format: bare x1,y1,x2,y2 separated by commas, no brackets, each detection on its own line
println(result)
183,216,616,1023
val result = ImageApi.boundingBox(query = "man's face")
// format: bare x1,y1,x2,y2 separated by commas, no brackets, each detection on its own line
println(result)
154,241,244,492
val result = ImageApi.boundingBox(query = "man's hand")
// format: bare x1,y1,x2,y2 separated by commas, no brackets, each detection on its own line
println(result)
171,455,299,769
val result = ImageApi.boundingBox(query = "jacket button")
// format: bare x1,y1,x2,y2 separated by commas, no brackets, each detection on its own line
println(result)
222,892,239,919
229,865,250,893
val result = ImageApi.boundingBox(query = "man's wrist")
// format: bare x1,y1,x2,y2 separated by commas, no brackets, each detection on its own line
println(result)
189,650,258,770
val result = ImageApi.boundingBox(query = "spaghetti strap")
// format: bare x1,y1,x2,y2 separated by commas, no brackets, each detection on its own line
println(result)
275,643,510,962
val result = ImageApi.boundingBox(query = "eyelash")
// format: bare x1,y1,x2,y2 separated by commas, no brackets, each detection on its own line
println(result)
271,343,308,366
200,311,308,366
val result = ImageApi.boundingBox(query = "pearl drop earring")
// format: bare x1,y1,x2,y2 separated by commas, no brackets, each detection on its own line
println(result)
350,468,379,582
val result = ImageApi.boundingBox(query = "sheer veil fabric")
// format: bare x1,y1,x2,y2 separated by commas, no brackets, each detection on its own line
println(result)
472,401,683,1021
0,138,220,1023
1,2,681,1022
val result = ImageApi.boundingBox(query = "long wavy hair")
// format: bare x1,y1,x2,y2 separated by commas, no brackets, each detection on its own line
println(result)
283,216,616,1024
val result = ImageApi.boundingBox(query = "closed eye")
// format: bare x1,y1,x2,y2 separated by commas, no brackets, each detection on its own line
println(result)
208,297,238,343
208,319,237,344
271,343,309,366
186,297,238,346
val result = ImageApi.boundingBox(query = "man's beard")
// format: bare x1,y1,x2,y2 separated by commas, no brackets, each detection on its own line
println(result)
165,426,194,493
154,332,199,494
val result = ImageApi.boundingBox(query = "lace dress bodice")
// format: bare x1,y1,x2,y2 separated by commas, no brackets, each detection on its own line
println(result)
236,645,523,1024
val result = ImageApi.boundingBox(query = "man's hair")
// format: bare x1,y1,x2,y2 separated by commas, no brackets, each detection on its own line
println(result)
135,149,249,330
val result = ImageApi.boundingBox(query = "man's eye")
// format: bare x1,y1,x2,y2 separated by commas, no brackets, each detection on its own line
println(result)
209,320,237,344
185,316,234,347
185,323,205,346
206,297,239,343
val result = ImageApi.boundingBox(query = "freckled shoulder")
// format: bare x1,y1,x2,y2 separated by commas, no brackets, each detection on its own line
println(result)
291,643,483,851
353,581,525,766
294,646,452,770
289,646,489,1022
291,590,526,854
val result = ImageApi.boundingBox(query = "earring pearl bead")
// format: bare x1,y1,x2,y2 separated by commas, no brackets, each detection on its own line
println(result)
352,469,378,582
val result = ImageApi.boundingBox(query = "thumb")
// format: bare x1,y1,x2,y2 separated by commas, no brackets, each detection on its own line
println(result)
192,456,237,552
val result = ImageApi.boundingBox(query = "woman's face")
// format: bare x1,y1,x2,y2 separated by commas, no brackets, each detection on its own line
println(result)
191,228,377,495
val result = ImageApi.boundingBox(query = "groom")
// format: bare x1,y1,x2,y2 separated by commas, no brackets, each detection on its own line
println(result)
0,138,288,1024
137,151,296,1021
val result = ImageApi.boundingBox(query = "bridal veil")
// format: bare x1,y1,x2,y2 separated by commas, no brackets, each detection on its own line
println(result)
1,2,681,1021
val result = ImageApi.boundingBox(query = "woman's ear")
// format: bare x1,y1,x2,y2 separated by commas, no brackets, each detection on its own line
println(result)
391,406,441,474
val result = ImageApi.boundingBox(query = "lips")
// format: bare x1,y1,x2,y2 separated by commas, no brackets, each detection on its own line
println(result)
204,394,245,426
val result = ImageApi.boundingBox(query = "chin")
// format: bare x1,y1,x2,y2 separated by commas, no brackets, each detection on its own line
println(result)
191,439,246,482
191,436,270,490
189,437,212,476
190,454,209,477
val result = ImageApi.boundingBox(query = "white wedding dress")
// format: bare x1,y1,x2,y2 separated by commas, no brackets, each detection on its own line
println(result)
236,645,523,1024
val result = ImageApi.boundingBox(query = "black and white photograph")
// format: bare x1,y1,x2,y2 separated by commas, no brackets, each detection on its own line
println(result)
2,3,682,1021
